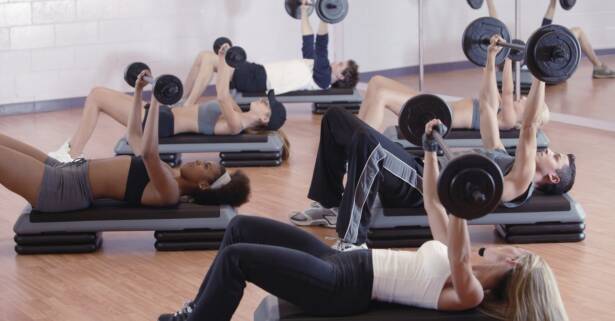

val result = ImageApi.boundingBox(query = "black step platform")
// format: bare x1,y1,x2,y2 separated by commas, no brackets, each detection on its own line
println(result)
233,88,363,115
219,151,282,167
14,232,103,255
254,295,497,321
115,132,285,167
367,193,585,247
367,226,433,248
13,201,237,255
312,102,361,114
154,229,225,251
495,222,586,244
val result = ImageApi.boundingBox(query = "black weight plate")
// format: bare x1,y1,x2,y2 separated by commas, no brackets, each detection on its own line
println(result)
560,0,576,10
285,0,314,19
124,62,150,87
526,24,580,83
398,94,452,146
153,74,183,105
213,37,232,54
225,46,247,68
437,153,503,220
467,0,484,9
508,39,526,62
462,17,511,67
316,0,348,24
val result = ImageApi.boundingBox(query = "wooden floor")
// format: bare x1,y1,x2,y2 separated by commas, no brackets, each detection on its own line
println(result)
2,55,615,321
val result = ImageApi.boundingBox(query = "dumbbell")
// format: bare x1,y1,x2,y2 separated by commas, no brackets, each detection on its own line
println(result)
466,0,484,9
212,37,247,68
285,0,349,24
124,62,183,105
462,17,581,83
560,0,576,10
398,94,504,220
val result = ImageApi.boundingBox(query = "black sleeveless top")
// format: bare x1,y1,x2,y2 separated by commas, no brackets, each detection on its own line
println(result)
475,149,535,208
124,156,151,206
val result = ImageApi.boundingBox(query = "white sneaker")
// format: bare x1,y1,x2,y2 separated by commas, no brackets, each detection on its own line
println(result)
331,239,368,252
48,141,82,163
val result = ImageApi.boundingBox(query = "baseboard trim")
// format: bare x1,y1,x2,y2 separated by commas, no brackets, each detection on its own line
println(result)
2,50,615,116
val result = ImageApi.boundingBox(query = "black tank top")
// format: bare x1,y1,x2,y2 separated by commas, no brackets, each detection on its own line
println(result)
475,149,535,208
124,156,150,206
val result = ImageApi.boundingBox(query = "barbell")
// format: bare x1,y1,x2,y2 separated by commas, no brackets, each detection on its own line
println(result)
285,0,349,24
124,62,183,105
398,94,504,220
462,16,581,83
212,37,247,68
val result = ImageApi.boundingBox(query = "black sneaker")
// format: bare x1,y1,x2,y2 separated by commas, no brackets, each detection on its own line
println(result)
158,301,194,321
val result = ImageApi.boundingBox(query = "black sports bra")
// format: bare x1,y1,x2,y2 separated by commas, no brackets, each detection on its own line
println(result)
124,156,150,206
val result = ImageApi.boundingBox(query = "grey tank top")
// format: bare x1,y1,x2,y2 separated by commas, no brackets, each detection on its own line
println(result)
475,148,535,208
198,100,222,135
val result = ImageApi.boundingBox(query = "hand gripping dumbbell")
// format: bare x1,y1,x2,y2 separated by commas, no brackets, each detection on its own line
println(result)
124,62,183,105
212,37,247,68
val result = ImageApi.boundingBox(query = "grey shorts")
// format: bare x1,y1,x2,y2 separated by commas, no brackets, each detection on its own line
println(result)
35,158,93,213
470,98,501,130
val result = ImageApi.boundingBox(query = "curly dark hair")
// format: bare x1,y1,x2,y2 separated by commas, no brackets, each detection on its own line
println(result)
193,169,251,207
536,154,576,195
332,60,359,89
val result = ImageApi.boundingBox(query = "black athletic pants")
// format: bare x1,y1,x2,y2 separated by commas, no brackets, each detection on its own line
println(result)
187,215,374,321
308,108,424,245
230,62,268,93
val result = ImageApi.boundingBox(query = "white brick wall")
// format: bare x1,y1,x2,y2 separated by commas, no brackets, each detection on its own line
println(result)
0,0,613,106
32,0,76,24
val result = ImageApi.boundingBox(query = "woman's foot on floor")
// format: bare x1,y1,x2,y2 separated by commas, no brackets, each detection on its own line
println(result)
593,64,615,79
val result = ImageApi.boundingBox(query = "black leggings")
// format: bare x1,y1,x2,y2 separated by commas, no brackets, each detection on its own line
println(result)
188,215,374,321
308,108,424,244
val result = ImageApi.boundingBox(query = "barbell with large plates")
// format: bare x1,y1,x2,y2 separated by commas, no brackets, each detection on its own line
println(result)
462,17,580,83
124,62,183,105
398,94,504,220
285,0,349,24
525,24,580,84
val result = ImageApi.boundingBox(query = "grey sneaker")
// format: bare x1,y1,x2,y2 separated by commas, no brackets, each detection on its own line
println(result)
593,64,615,79
158,301,194,321
289,203,338,228
331,239,368,252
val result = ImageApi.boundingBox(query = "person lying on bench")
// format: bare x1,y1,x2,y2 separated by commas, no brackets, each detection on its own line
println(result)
180,0,359,106
357,58,550,132
49,47,289,163
291,37,576,251
156,205,569,321
1,71,250,214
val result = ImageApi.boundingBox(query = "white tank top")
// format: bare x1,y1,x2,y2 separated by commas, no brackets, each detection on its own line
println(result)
371,240,451,309
263,59,320,95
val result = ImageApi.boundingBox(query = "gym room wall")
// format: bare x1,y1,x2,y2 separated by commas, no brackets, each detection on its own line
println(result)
0,0,613,106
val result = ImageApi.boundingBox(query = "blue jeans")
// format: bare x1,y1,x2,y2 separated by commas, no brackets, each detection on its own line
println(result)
188,215,374,321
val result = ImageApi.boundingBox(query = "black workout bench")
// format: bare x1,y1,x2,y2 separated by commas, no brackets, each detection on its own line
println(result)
232,87,363,114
